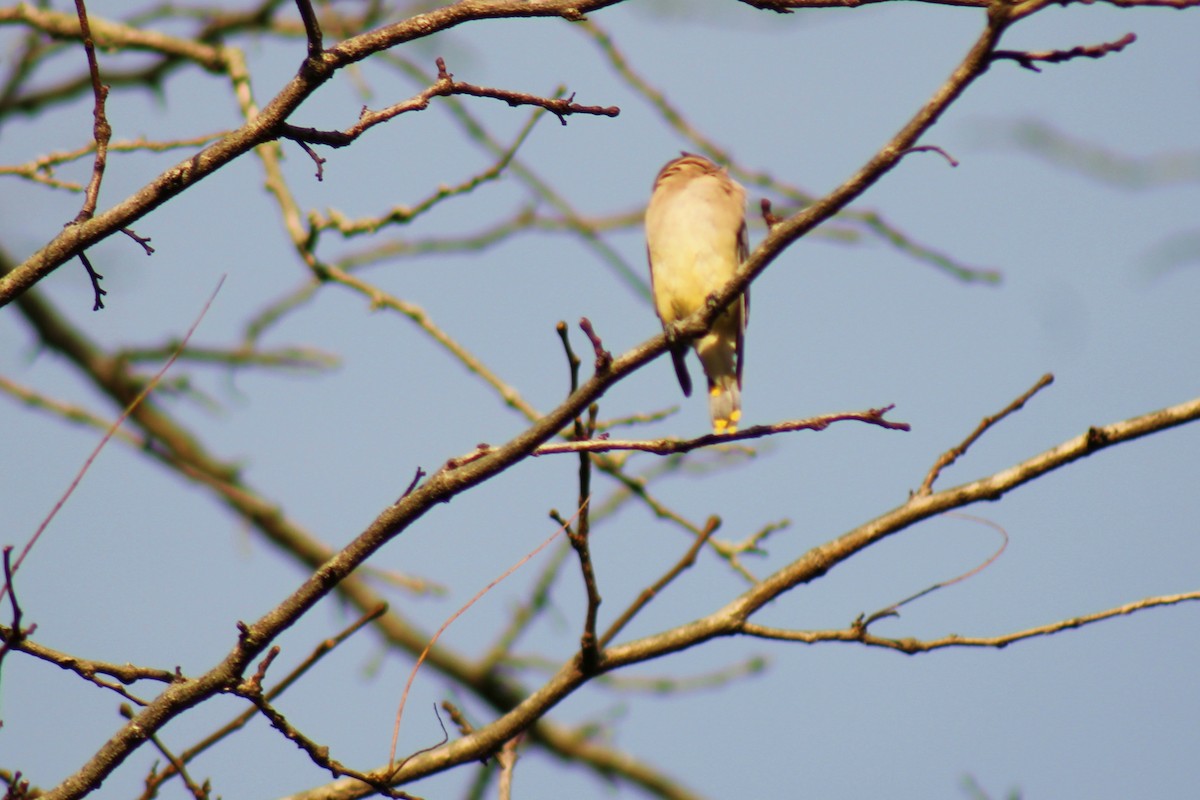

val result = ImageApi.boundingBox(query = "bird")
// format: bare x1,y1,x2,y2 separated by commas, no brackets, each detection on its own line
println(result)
645,152,749,434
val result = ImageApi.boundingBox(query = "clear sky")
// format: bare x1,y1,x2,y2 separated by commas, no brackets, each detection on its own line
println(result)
2,1,1198,799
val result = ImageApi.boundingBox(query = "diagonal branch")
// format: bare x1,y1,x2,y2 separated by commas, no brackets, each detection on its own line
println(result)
918,373,1054,495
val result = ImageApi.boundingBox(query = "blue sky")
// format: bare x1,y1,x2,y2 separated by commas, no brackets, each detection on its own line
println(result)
2,2,1198,798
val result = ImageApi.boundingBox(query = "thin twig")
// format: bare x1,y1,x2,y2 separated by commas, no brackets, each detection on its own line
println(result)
600,517,720,647
992,32,1137,73
238,651,406,798
918,373,1053,495
386,506,581,767
119,704,209,800
901,144,960,167
574,409,603,670
743,590,1200,653
141,605,387,798
70,0,111,224
76,250,106,310
478,540,573,672
556,322,603,669
858,514,1009,628
0,548,30,669
578,317,613,374
306,105,542,243
534,406,910,456
279,56,616,149
2,276,226,604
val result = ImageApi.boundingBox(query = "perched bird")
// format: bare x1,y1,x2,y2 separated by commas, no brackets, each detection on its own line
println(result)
645,153,749,434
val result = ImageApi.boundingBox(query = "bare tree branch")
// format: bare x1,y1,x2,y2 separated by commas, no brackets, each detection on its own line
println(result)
918,373,1054,495
742,590,1200,652
992,32,1138,72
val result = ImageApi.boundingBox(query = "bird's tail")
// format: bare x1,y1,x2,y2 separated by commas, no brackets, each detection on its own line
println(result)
707,373,741,434
697,331,742,434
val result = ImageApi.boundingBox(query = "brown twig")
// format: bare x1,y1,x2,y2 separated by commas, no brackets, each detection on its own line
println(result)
900,144,959,167
306,106,542,243
141,605,387,798
575,412,604,670
295,138,327,180
1,770,36,799
0,626,181,707
533,406,910,456
120,703,210,800
279,56,616,150
76,250,106,310
992,32,1137,73
858,513,1009,628
577,317,613,374
238,652,405,798
556,321,582,393
917,373,1054,496
294,0,323,57
386,509,578,767
600,516,720,647
380,51,650,299
743,589,1200,653
2,276,226,604
555,321,603,668
397,468,426,503
70,0,111,225
121,227,154,255
433,57,617,127
0,548,30,670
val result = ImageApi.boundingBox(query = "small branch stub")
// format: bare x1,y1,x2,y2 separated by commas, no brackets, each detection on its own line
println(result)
578,317,612,373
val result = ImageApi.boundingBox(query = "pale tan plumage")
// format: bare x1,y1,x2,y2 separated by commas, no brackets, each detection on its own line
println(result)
645,153,749,434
